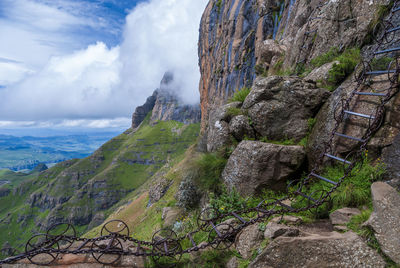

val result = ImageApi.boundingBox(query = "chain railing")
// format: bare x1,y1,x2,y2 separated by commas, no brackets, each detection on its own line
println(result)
1,1,399,266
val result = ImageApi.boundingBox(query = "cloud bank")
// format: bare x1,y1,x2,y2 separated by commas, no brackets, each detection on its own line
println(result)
0,0,208,129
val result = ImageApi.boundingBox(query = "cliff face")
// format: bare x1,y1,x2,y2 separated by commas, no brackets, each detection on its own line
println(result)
198,0,277,128
132,72,201,129
199,0,390,130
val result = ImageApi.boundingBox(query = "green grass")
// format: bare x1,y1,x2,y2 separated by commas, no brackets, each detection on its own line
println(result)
0,113,200,254
310,47,340,68
226,107,244,117
348,209,398,266
229,87,251,103
327,48,361,86
191,153,228,192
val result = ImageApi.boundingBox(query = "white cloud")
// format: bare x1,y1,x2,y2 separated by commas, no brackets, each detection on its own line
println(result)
120,0,208,105
0,0,208,125
0,117,131,129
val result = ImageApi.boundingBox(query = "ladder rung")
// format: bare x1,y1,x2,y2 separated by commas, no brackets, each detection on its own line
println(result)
366,70,396,75
354,91,386,97
210,222,222,237
374,47,400,55
305,29,317,35
310,172,338,185
294,191,317,202
393,6,400,13
231,212,247,224
344,110,375,119
187,233,197,247
386,26,400,33
324,153,352,165
334,132,365,142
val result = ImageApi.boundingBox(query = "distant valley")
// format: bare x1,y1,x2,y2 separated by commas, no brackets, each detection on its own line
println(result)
0,133,120,171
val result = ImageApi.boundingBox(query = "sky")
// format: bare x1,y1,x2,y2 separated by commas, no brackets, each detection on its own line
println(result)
0,0,208,135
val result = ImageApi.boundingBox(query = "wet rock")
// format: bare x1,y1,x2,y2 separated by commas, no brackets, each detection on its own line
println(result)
229,115,254,141
198,0,275,129
235,224,263,259
329,207,361,225
243,76,330,142
222,140,305,196
249,231,385,268
365,182,400,264
264,222,300,239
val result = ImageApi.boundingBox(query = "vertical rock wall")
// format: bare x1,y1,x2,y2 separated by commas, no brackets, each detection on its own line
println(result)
198,0,277,129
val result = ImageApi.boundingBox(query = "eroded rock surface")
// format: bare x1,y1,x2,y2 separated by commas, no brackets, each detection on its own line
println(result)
365,182,400,264
222,140,305,195
249,231,386,268
243,76,330,142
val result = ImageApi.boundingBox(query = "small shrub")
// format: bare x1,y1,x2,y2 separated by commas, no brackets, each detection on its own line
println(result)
327,48,361,86
192,153,227,192
370,56,393,70
255,64,268,77
226,107,243,117
229,87,251,103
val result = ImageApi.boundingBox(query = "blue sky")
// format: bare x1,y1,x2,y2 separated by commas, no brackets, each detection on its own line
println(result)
0,0,208,134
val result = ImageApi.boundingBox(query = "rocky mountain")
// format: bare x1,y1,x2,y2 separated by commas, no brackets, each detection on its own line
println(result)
2,0,400,267
132,72,201,129
0,74,200,257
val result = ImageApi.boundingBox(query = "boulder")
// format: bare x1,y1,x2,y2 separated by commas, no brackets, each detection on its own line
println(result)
162,207,183,227
256,39,286,65
271,215,303,225
206,102,242,152
222,141,305,196
382,134,400,189
175,175,201,210
249,231,386,268
149,177,171,205
226,256,239,268
229,115,255,141
264,222,300,239
305,61,339,84
235,224,263,259
243,76,330,142
365,182,400,264
329,207,361,225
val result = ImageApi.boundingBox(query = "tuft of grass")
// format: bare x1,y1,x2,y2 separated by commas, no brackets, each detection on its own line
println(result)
310,47,340,68
226,107,243,117
259,137,296,145
327,48,361,86
292,155,386,219
229,87,251,103
192,153,227,192
347,209,398,266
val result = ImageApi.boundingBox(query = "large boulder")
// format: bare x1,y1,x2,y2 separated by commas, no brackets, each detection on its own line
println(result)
222,141,305,196
382,134,400,189
365,182,400,264
206,102,242,152
249,231,386,268
243,76,330,142
229,115,255,141
235,224,264,259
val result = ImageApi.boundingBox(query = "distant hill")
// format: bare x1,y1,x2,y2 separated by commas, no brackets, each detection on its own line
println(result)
0,133,119,171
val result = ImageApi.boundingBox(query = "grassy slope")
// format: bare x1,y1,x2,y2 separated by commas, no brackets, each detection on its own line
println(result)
0,114,200,256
